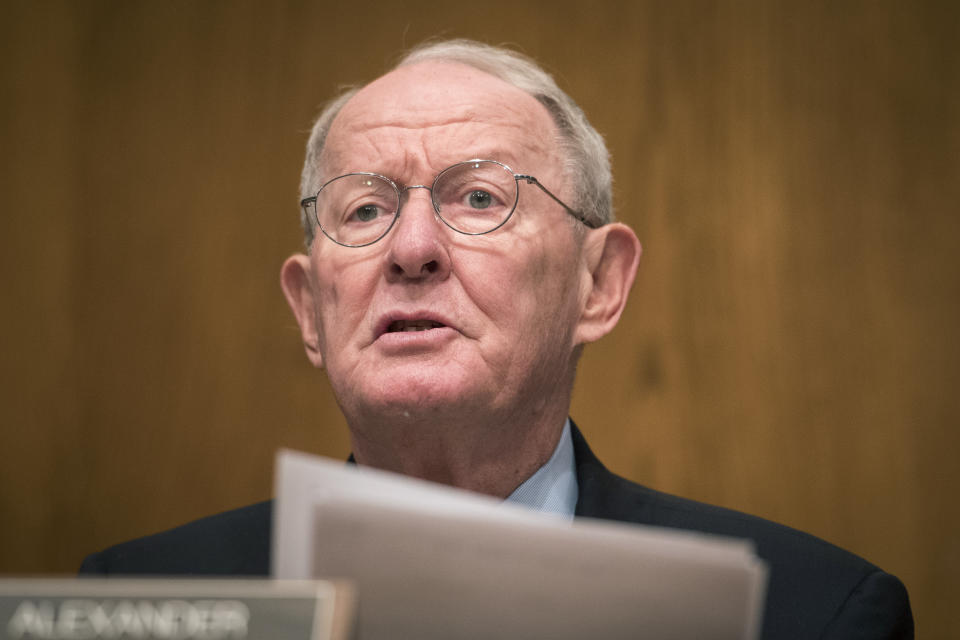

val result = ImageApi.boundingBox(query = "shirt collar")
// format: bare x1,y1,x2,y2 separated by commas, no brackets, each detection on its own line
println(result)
503,418,578,520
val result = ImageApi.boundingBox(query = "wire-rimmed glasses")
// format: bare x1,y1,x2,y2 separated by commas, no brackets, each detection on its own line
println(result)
300,159,595,248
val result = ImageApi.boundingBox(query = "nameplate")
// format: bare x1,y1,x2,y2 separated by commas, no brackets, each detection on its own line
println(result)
0,579,354,640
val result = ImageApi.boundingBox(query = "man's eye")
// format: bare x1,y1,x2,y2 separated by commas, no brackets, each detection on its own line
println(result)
467,190,493,209
351,204,380,222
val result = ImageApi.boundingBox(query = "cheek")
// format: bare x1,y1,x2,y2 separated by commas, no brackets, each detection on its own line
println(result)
459,232,580,342
523,237,586,344
457,244,540,321
311,255,380,347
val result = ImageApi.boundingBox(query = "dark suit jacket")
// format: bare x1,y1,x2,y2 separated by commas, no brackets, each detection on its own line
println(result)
81,424,913,639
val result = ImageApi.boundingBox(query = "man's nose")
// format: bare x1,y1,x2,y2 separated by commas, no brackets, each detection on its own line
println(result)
383,187,452,282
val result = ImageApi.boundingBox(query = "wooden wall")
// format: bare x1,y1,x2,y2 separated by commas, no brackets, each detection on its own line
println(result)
2,1,957,634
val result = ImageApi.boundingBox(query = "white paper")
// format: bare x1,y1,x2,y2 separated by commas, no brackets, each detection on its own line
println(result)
273,449,767,640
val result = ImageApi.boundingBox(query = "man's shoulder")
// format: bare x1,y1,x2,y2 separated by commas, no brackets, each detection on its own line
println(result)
79,500,272,576
572,422,868,564
581,461,866,566
582,465,876,578
570,424,913,638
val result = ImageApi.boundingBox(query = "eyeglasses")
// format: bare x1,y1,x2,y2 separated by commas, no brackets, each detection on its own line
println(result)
300,159,595,248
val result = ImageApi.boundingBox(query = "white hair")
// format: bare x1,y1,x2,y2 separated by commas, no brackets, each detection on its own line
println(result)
298,39,613,247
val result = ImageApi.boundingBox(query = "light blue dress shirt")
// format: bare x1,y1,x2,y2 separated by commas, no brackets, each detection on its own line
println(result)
503,419,578,520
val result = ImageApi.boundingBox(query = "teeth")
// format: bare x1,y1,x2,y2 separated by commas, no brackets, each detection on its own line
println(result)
388,320,443,333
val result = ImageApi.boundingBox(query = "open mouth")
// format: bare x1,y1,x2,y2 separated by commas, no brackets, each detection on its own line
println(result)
386,320,446,333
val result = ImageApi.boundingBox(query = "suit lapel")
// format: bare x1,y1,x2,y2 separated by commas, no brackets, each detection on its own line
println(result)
571,420,655,525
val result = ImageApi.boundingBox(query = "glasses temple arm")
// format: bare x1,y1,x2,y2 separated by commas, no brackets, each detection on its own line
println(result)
515,175,597,228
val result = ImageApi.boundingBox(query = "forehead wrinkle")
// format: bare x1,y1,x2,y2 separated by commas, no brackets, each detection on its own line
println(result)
344,95,554,145
327,119,555,181
319,61,562,181
344,96,544,132
321,127,423,182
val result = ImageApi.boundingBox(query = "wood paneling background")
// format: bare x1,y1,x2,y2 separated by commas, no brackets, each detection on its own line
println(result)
2,1,957,634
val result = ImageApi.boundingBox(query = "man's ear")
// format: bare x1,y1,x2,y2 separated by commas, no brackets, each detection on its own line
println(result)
280,254,324,368
575,223,642,345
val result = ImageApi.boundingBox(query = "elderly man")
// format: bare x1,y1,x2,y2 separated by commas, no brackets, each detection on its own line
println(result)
82,40,912,638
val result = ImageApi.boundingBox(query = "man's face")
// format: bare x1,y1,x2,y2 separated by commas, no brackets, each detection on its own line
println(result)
288,62,595,428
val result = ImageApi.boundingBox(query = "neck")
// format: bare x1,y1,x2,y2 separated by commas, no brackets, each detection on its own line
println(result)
348,403,569,498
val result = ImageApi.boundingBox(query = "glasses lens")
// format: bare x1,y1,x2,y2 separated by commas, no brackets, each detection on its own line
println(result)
433,161,518,234
315,174,399,246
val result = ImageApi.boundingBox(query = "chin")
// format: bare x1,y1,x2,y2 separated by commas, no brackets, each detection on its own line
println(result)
351,374,494,422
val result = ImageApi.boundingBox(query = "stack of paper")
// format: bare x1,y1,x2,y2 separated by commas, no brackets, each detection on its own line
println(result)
273,450,767,640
